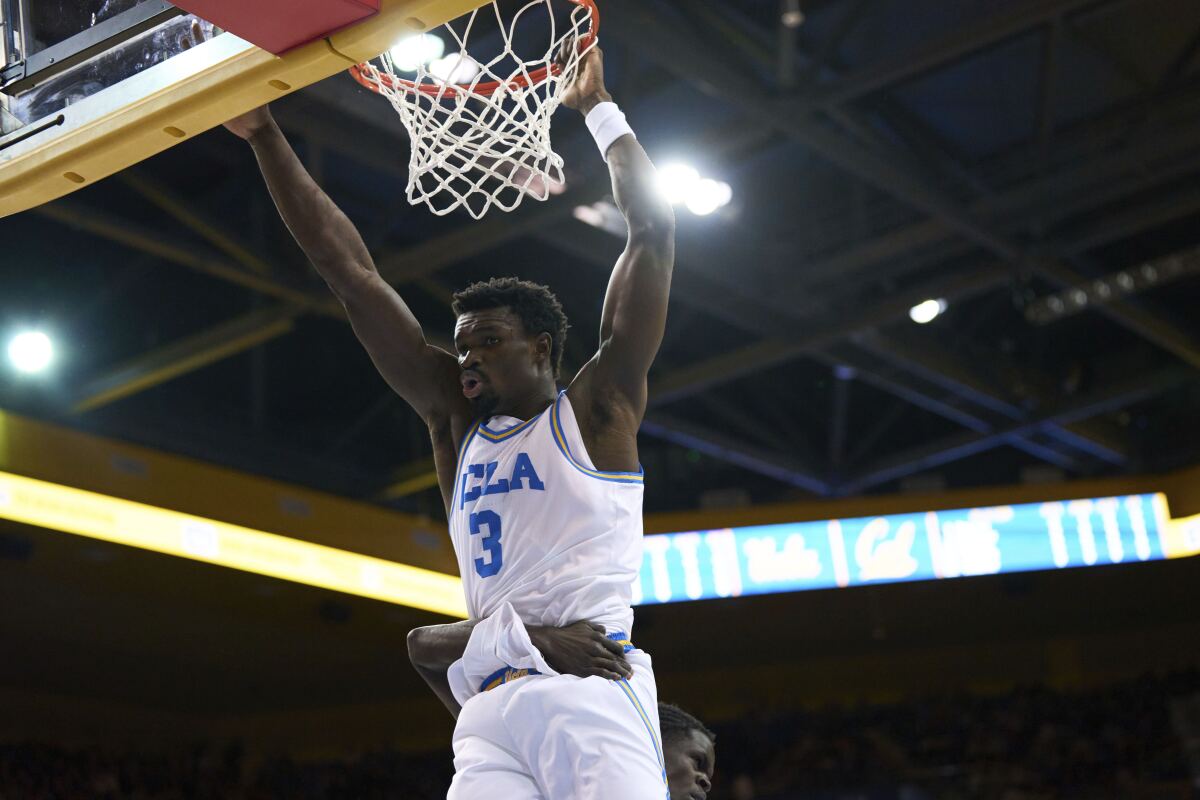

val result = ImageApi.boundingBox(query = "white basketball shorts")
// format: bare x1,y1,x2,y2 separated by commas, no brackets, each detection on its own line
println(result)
447,649,668,800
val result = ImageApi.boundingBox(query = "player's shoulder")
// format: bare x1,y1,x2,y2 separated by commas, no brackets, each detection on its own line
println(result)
569,352,643,404
563,361,641,442
426,405,481,457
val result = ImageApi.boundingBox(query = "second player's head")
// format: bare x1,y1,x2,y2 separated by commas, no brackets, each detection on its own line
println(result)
660,702,716,800
452,277,570,418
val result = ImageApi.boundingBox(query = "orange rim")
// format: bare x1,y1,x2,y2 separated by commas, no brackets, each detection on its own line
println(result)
349,0,598,99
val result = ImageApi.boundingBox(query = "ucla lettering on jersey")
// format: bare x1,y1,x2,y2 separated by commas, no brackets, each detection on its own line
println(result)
460,453,545,509
449,390,645,637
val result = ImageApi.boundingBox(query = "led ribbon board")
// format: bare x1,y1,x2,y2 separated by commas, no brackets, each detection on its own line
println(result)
3,468,1197,615
0,470,467,618
633,494,1197,606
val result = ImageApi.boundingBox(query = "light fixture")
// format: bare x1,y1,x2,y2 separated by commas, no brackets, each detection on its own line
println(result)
388,33,446,73
656,163,701,205
685,178,733,216
1024,245,1200,325
781,0,805,29
657,164,733,215
7,330,54,374
908,298,947,324
428,51,480,83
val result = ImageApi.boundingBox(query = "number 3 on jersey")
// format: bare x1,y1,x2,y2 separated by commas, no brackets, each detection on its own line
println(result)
469,510,503,577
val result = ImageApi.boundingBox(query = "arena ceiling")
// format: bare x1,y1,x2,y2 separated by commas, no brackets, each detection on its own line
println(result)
3,0,1200,517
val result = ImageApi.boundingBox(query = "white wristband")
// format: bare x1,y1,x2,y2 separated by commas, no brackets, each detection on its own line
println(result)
585,101,635,162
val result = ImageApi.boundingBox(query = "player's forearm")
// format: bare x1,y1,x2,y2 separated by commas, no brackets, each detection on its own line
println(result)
245,119,377,296
408,621,479,672
414,662,463,719
606,134,676,246
408,622,478,719
575,80,674,375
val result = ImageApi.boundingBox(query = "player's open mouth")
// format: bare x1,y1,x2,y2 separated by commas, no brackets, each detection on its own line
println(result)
461,372,484,399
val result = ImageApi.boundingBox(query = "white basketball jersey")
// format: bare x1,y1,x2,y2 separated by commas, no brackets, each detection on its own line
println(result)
449,390,644,634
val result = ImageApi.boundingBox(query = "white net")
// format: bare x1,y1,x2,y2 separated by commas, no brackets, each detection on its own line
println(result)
352,0,598,220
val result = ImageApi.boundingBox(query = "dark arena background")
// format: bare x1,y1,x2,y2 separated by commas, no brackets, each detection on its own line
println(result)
3,0,1200,798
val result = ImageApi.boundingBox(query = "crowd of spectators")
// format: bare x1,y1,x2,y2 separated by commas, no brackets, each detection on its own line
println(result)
0,743,453,800
2,670,1196,799
714,669,1200,799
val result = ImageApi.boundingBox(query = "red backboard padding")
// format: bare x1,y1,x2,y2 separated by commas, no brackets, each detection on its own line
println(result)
170,0,381,55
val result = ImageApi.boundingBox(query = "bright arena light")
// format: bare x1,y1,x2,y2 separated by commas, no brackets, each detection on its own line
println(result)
781,0,805,29
909,298,948,324
656,163,701,205
428,52,480,83
7,330,54,374
685,178,733,216
657,164,733,215
388,33,446,72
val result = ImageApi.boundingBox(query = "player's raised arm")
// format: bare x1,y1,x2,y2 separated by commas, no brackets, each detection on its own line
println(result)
224,107,465,425
562,47,676,415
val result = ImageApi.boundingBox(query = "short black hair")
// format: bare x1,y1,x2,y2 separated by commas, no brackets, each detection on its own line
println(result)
452,277,570,378
659,702,715,744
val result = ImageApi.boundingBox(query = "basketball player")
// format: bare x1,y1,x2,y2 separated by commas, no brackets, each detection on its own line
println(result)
659,703,717,800
223,37,675,799
408,621,717,799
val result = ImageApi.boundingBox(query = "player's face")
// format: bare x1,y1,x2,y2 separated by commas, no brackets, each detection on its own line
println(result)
454,307,549,417
664,730,715,800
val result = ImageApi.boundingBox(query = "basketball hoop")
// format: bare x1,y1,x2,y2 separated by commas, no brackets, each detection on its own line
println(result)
350,0,599,220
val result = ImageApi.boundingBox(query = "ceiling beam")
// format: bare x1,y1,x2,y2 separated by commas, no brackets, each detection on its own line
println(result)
533,223,777,338
32,203,337,314
851,331,1130,465
808,347,1090,476
1064,17,1152,92
640,413,830,495
72,306,300,413
118,171,274,276
810,0,1123,108
841,366,1192,494
800,0,878,86
780,79,1200,303
1035,16,1063,168
647,266,1010,405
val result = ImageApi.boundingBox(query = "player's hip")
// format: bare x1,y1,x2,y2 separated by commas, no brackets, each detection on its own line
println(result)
454,647,656,738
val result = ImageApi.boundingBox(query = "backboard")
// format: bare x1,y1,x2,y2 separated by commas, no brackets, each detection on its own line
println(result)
0,0,487,218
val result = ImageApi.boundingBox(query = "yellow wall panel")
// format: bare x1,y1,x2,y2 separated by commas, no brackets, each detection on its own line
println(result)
0,410,456,574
